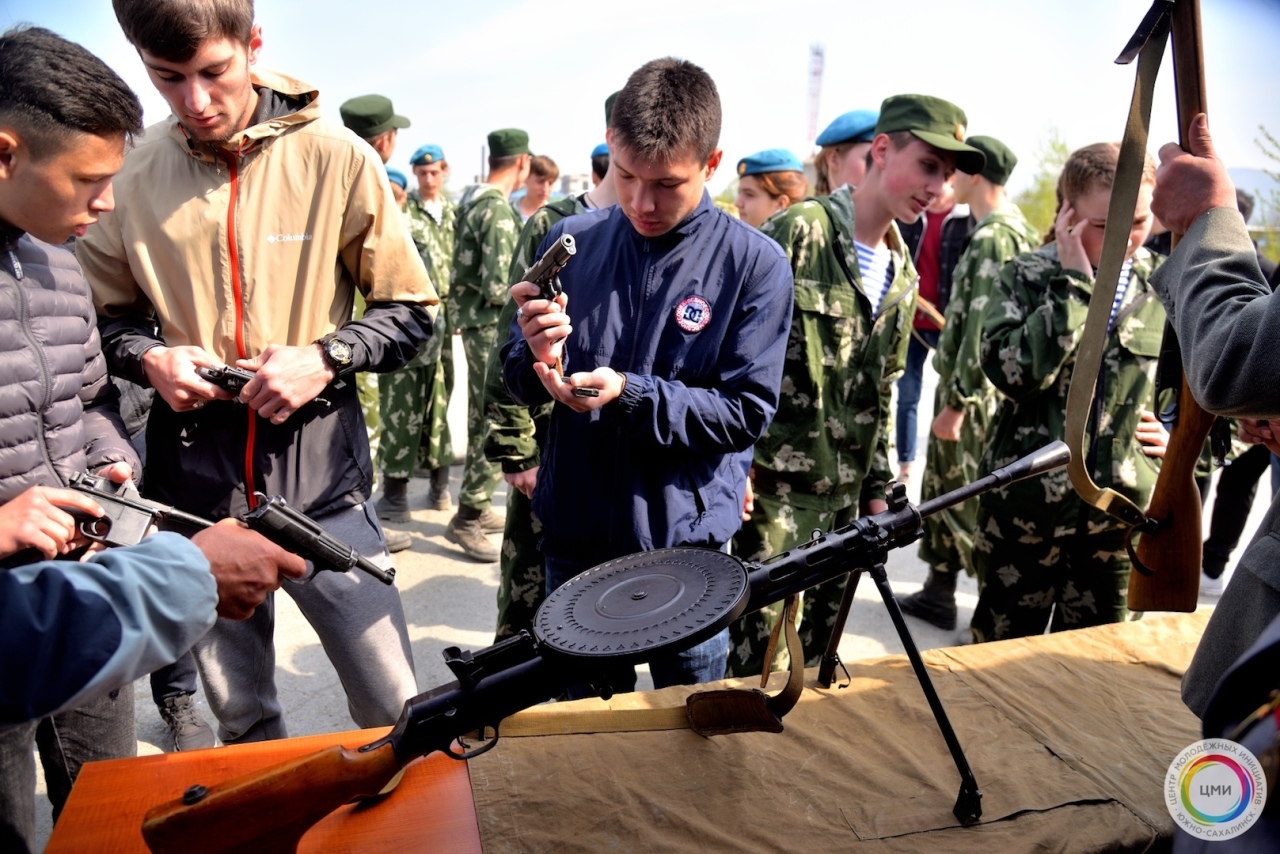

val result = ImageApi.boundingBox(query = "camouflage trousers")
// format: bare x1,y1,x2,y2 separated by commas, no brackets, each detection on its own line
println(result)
377,322,453,479
493,485,545,641
969,509,1138,643
917,386,995,582
421,331,455,472
357,372,381,465
458,324,502,511
727,492,858,678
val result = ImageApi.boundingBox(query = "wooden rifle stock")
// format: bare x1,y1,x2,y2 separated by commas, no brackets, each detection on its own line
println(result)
1130,381,1216,611
1129,0,1210,613
141,741,402,854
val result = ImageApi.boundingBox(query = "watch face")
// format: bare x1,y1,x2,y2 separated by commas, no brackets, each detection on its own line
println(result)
327,337,353,365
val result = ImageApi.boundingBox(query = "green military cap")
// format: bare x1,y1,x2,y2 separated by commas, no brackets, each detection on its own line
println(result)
965,135,1018,186
605,90,621,125
874,94,985,175
339,94,410,139
488,128,530,158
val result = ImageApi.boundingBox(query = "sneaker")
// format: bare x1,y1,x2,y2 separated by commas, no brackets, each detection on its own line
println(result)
446,514,500,562
1200,569,1226,598
159,693,217,752
384,529,413,554
477,508,506,534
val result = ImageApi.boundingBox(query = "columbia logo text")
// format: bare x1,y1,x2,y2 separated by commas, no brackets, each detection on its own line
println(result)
266,233,313,244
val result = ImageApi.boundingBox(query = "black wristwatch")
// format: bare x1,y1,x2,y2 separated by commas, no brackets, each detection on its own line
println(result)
316,332,355,376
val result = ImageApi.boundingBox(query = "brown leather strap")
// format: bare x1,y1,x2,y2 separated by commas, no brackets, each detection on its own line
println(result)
686,596,806,736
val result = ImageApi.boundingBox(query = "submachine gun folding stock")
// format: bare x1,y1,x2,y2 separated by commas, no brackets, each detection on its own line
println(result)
140,442,1070,853
64,472,394,585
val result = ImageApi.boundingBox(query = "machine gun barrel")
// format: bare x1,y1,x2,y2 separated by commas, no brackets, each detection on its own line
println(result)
743,441,1070,614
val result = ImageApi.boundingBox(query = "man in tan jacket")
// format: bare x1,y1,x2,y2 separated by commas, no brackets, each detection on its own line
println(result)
78,0,437,744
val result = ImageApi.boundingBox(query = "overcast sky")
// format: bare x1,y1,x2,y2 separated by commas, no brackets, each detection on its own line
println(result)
5,0,1278,196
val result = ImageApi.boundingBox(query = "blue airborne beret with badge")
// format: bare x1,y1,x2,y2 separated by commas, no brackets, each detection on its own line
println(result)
737,148,804,177
410,144,445,166
385,168,408,189
591,142,609,158
815,109,879,146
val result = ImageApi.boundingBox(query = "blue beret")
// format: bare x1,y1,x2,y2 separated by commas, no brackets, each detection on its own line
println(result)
815,109,880,146
410,144,445,166
385,168,408,189
591,142,609,158
736,148,804,178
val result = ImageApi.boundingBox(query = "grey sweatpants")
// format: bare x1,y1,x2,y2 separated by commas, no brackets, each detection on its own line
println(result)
191,502,417,743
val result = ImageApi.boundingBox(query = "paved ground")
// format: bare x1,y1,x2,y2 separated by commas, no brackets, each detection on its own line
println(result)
32,338,1272,849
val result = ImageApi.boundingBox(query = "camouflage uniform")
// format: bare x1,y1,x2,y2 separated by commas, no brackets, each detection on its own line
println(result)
377,191,456,479
485,196,587,640
354,292,381,464
917,201,1039,581
728,187,917,677
970,244,1165,642
451,184,521,511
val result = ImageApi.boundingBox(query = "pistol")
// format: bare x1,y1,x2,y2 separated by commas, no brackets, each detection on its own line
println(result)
64,474,392,585
66,472,214,546
196,364,255,394
196,365,333,411
242,493,395,585
523,234,576,301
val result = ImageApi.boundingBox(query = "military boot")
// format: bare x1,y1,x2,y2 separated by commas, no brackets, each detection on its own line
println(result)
895,568,959,631
426,467,452,512
375,476,410,522
446,504,499,562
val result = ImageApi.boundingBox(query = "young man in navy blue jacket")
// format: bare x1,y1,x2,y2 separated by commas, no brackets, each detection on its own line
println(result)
502,57,794,691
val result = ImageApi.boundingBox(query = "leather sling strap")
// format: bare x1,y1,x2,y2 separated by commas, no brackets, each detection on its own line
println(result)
1062,2,1171,528
685,595,806,736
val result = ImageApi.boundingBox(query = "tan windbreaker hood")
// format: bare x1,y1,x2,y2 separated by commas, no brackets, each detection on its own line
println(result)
79,68,437,364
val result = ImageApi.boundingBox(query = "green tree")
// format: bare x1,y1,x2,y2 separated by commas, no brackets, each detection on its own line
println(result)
1254,125,1280,265
1013,129,1070,241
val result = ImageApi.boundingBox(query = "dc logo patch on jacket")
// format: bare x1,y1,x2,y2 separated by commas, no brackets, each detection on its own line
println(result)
675,295,711,332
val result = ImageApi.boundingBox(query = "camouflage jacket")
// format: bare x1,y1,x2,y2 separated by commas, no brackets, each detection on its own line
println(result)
754,186,917,511
403,191,455,367
483,195,588,471
451,184,521,329
978,243,1166,532
405,191,455,300
933,200,1040,413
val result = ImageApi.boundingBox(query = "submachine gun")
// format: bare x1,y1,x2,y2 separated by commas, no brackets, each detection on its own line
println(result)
141,442,1070,853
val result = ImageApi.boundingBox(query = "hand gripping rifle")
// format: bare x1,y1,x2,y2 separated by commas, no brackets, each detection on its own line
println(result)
63,472,394,585
140,442,1069,853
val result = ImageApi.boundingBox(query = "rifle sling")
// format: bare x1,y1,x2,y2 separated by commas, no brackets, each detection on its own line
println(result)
685,595,806,736
1062,11,1170,528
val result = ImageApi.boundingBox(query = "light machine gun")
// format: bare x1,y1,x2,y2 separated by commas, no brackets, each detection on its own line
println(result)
141,442,1070,853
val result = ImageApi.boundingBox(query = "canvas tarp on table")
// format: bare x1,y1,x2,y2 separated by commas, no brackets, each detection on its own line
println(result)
470,611,1209,852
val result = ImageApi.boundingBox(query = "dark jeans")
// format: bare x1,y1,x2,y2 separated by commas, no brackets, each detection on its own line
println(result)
0,685,136,853
895,330,938,466
1204,443,1276,577
545,554,730,699
149,651,199,706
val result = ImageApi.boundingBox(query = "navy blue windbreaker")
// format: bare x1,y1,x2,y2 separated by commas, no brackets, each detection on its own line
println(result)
502,192,794,564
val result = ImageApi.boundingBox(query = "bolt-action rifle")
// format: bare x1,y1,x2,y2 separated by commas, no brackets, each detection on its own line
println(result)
140,442,1070,853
